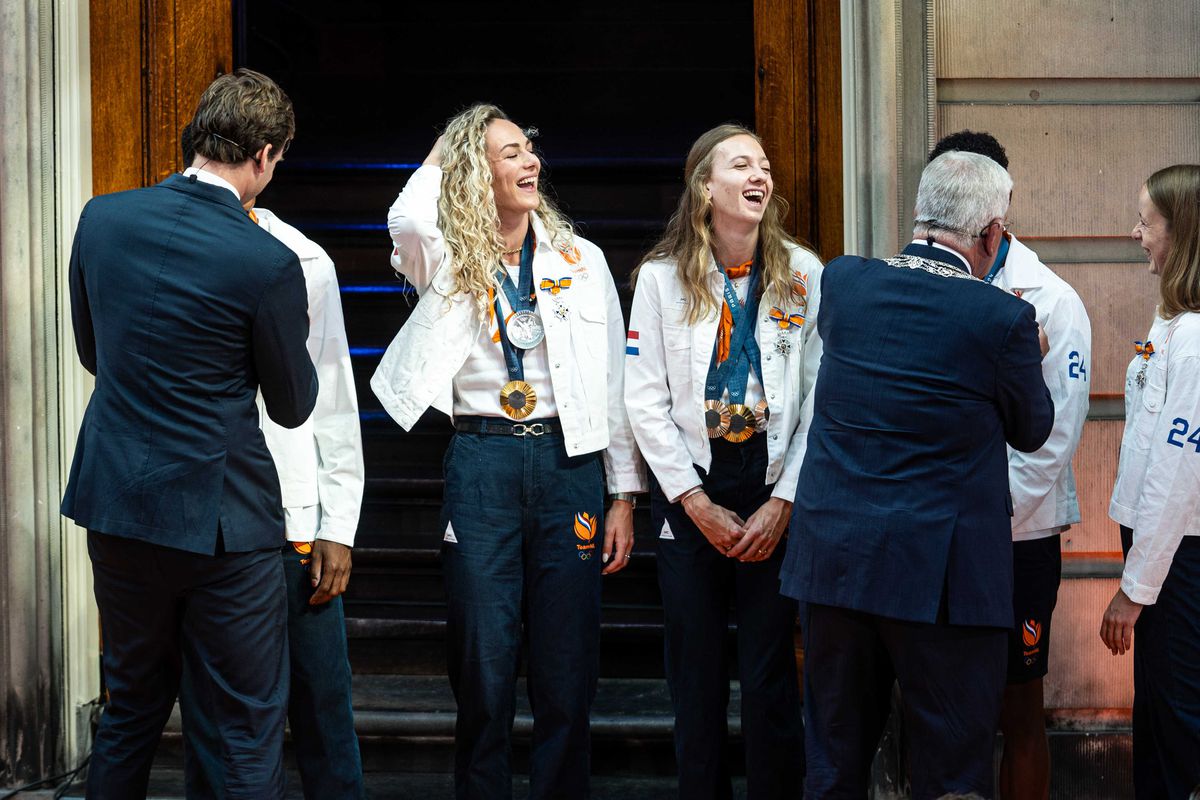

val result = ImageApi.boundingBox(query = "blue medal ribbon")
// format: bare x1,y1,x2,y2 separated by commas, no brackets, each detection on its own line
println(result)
493,227,536,381
983,234,1011,285
704,258,763,404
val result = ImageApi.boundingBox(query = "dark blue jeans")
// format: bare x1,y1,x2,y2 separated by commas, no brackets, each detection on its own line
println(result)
180,543,362,800
650,435,803,800
441,427,604,800
86,531,288,800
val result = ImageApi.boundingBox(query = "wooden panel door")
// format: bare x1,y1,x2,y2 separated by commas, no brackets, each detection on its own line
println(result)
91,0,233,195
755,0,843,260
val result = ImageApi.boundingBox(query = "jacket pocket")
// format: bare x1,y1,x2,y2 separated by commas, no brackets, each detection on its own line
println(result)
662,324,692,392
1133,365,1166,450
574,302,608,359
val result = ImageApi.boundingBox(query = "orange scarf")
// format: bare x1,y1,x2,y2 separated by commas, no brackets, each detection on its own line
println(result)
716,260,753,364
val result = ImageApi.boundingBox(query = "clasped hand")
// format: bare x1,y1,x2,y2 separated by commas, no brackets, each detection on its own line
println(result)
682,492,791,563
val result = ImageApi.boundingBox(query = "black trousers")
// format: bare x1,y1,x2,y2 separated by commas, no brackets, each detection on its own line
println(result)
85,531,288,800
802,602,1007,799
651,435,804,800
1122,526,1200,799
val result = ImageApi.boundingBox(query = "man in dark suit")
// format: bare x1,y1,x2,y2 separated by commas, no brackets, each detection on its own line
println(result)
62,68,317,799
780,151,1054,799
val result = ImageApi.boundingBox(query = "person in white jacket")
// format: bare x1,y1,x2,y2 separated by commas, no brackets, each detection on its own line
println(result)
371,104,645,800
176,124,366,800
625,124,821,799
1101,163,1200,799
929,131,1091,800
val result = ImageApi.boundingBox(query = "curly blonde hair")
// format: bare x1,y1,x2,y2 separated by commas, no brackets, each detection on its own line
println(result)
634,124,811,324
436,104,575,312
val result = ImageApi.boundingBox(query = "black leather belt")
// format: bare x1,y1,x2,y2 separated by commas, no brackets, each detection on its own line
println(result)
454,416,561,437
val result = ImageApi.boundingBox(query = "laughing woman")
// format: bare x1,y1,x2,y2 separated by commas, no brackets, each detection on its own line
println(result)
371,104,645,800
624,124,822,799
1102,164,1200,798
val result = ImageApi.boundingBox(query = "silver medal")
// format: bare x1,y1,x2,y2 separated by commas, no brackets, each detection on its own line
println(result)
507,310,545,349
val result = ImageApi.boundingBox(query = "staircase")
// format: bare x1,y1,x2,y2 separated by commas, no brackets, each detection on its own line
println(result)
60,156,746,799
298,156,740,796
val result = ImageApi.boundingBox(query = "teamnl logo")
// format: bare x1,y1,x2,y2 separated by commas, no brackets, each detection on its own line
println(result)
574,512,597,560
1022,618,1043,666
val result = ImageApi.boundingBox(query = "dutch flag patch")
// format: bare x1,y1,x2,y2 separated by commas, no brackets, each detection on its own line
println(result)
626,330,640,356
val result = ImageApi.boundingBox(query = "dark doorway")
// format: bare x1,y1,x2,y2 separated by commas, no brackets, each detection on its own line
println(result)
233,3,759,791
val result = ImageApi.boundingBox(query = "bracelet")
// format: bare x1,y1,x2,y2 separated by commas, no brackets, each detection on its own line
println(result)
609,492,637,508
677,486,706,504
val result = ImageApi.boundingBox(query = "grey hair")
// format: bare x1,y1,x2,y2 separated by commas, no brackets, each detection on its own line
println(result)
913,151,1013,250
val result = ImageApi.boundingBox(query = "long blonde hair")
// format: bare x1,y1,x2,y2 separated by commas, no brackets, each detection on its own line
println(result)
435,103,575,312
634,124,808,324
1146,164,1200,319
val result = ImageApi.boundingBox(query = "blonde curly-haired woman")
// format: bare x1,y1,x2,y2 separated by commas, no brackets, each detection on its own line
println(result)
625,124,822,799
371,104,645,800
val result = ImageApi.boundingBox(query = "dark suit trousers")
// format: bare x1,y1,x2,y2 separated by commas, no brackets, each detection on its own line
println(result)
86,531,288,800
652,435,804,800
802,603,1007,799
1122,529,1200,799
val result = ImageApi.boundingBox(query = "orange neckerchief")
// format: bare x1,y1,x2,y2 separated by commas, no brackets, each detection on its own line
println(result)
248,208,259,224
716,260,753,364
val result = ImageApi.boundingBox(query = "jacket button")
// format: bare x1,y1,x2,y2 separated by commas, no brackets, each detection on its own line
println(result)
765,355,772,361
554,363,561,368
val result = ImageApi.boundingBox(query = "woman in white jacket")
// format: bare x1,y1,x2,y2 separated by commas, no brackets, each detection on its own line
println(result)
371,104,644,800
624,124,822,799
1101,163,1200,798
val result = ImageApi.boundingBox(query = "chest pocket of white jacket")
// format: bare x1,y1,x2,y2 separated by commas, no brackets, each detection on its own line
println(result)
1133,365,1167,450
662,324,692,390
572,302,608,359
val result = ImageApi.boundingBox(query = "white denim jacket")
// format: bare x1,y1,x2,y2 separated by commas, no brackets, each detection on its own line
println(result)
624,246,823,502
1110,311,1200,605
370,165,645,494
992,235,1091,539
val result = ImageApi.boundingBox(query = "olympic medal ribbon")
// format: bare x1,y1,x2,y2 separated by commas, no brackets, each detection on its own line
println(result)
494,228,540,418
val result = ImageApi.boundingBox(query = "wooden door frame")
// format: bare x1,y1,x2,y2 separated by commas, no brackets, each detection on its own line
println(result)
755,0,843,262
90,0,233,195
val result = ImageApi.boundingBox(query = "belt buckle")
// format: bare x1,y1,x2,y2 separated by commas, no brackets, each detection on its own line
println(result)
512,422,545,437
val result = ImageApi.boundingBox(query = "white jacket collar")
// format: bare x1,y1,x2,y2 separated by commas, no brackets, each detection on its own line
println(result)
1001,235,1045,290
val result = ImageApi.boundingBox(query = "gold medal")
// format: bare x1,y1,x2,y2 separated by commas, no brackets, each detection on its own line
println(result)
724,404,757,443
753,400,770,431
499,380,537,419
704,399,731,439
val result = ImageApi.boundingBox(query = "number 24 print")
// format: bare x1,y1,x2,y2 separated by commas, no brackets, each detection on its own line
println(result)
1068,351,1087,381
1167,418,1200,451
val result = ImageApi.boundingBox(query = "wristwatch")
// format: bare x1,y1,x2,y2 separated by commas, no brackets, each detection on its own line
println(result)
609,492,637,508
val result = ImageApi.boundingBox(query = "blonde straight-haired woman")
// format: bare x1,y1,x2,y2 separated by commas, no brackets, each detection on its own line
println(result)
371,104,645,800
1102,164,1200,798
625,124,822,799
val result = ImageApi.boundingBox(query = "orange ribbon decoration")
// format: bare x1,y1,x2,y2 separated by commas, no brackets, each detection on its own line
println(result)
768,307,806,329
539,277,572,295
716,261,753,365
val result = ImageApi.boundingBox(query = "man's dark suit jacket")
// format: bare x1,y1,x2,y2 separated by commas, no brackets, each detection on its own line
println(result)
779,242,1054,629
62,173,318,554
